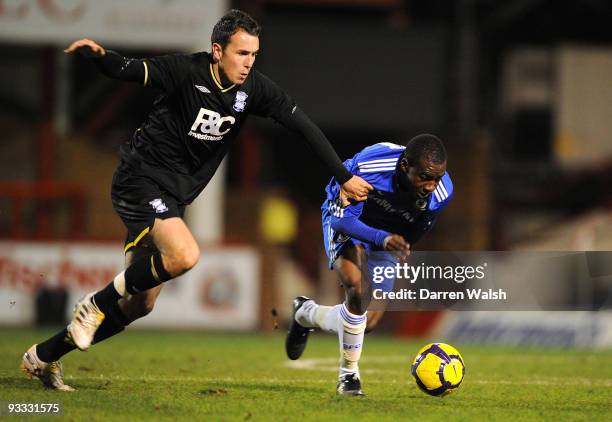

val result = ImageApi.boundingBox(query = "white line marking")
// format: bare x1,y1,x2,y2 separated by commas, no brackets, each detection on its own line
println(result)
282,356,612,387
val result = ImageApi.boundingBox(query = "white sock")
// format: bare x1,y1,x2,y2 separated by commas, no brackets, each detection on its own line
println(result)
294,299,317,328
296,301,343,333
296,301,366,378
338,304,366,379
112,271,128,298
317,304,343,333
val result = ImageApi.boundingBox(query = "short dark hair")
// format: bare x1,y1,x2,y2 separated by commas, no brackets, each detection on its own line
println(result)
211,9,261,49
402,134,447,166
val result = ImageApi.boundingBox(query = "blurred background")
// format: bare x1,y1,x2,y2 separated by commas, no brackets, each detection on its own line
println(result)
1,0,611,347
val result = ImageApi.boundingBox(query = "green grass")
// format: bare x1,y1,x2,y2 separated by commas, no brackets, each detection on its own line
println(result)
1,328,611,421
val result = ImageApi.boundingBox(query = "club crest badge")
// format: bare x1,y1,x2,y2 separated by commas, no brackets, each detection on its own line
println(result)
149,198,169,214
415,198,427,211
233,91,248,112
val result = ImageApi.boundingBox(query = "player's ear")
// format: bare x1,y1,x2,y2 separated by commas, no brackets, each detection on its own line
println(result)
211,43,222,62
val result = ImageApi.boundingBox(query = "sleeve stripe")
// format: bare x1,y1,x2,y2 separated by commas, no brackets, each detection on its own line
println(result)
438,181,449,198
358,157,399,172
357,158,398,166
433,189,442,202
358,163,398,170
360,167,396,173
143,61,149,86
434,185,447,201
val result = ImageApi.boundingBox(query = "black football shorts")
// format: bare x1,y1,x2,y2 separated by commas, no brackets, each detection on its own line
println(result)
111,164,185,253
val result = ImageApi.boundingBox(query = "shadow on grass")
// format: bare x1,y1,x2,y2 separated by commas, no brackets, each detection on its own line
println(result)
0,375,80,394
201,382,325,395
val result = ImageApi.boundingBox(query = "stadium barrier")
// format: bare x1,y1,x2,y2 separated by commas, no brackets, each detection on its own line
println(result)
0,241,260,330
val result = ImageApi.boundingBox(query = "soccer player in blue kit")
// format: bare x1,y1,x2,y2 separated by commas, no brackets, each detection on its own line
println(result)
285,134,453,396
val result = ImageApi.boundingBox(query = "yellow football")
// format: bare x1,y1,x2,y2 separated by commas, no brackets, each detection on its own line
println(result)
411,343,465,397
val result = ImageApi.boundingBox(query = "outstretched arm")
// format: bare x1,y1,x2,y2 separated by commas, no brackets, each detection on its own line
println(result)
286,108,373,204
64,38,146,84
332,215,389,248
332,216,410,255
330,199,411,255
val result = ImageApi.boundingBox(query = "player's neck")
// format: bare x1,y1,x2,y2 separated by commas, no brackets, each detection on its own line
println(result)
211,63,233,89
393,174,407,193
394,174,421,205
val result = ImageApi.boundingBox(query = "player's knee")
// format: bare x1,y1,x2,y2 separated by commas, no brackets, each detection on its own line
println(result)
345,278,370,303
342,274,362,295
163,244,200,276
180,244,200,271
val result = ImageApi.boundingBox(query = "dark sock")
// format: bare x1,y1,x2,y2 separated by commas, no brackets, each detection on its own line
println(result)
36,328,76,363
93,299,131,344
92,253,171,310
92,321,125,345
36,300,132,362
93,282,122,310
124,252,172,295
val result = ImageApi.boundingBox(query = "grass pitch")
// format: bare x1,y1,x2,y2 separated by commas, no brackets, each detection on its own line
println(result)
1,327,611,421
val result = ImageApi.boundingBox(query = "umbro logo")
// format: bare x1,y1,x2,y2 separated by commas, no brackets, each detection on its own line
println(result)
195,85,211,94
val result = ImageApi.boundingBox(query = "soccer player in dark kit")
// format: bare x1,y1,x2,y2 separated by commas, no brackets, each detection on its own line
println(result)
285,135,453,396
21,9,372,391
